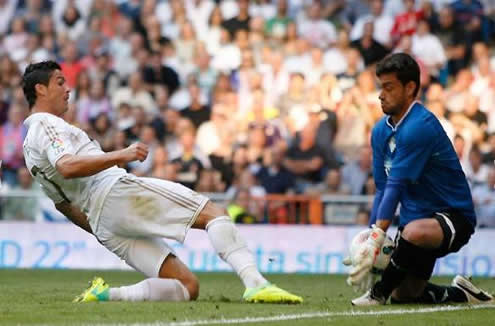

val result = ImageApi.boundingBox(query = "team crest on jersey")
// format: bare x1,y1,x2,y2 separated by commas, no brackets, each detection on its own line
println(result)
388,136,396,153
51,138,65,154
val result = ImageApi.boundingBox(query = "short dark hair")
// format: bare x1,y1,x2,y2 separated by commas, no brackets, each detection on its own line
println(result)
22,61,61,108
376,53,420,97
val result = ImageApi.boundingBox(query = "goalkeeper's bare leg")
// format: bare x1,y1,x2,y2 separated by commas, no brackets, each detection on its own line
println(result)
353,215,492,305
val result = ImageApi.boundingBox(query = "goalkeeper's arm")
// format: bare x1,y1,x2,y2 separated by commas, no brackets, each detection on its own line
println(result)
55,201,93,234
371,176,406,232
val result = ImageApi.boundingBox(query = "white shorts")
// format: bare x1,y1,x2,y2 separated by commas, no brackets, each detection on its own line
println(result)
95,175,209,277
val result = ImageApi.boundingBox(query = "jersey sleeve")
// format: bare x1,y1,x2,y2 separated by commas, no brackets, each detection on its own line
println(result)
371,128,387,191
389,123,437,181
37,118,76,167
39,182,66,204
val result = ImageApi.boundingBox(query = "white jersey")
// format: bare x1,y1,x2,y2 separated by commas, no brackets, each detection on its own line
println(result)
23,112,126,229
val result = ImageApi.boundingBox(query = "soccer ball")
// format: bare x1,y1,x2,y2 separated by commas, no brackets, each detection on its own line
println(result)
349,229,395,274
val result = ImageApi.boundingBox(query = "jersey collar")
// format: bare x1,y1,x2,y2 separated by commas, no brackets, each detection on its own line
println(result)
23,112,56,128
385,100,418,131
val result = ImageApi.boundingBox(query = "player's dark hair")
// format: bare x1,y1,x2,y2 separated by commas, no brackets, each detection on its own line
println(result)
376,53,421,98
22,61,61,108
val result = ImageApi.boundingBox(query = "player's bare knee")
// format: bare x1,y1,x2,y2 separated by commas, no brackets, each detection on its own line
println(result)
401,226,427,245
193,201,229,230
402,219,443,247
182,274,200,301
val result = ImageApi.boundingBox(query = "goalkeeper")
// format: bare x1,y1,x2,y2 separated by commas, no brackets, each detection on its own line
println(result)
350,53,493,306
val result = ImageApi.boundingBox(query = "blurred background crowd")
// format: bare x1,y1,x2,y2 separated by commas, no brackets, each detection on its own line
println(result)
0,0,494,226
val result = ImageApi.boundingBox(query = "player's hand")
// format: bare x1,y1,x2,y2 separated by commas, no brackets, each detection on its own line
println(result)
121,142,149,163
347,226,385,288
347,270,377,293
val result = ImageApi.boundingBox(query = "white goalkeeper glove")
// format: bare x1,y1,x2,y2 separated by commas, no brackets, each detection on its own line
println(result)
347,225,386,289
343,255,377,293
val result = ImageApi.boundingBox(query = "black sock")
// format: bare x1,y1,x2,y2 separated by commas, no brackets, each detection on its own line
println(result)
373,237,436,300
373,259,407,299
415,282,467,304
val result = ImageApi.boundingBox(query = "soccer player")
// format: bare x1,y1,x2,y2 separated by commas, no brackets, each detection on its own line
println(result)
349,53,493,305
21,61,302,304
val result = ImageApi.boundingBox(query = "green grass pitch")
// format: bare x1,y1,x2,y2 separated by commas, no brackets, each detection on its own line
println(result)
1,270,494,325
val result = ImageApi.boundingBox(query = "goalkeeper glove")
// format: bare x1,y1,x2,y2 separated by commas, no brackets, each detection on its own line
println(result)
347,225,386,288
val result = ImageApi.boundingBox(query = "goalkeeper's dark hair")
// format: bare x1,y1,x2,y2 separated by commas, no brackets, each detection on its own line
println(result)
376,53,421,98
22,61,61,108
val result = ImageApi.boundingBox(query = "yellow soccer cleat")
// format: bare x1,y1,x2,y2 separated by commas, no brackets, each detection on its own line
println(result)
243,283,303,304
73,277,110,303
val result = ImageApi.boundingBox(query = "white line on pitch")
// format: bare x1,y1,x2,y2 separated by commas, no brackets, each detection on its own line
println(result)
77,304,495,326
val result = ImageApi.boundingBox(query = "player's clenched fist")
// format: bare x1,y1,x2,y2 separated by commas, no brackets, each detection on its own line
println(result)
121,142,149,163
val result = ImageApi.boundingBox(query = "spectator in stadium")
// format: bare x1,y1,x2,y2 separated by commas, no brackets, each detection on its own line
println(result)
128,125,158,177
341,145,373,195
195,168,226,193
171,127,211,190
445,69,474,113
141,50,180,96
337,48,363,93
303,46,327,87
0,0,17,36
390,0,424,43
298,1,337,49
411,20,447,80
3,16,29,59
472,167,495,227
211,27,241,74
277,72,310,135
0,103,27,186
436,6,468,77
451,0,487,43
55,2,86,41
180,83,211,129
108,15,135,80
464,145,491,187
265,0,291,40
0,55,22,90
227,186,264,224
351,21,390,67
227,167,266,199
350,0,394,47
196,102,229,156
192,46,218,95
87,49,120,97
76,79,112,127
87,112,115,153
245,123,270,165
254,145,295,194
283,121,326,193
59,41,85,89
323,29,353,75
482,132,495,165
112,71,157,116
305,168,350,195
150,146,168,179
428,100,455,141
1,166,41,221
222,0,251,40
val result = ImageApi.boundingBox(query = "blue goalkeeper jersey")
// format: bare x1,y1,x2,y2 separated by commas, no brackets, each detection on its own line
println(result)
371,101,476,227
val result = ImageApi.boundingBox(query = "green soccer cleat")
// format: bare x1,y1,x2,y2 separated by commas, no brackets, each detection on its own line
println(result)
243,283,303,304
73,277,110,303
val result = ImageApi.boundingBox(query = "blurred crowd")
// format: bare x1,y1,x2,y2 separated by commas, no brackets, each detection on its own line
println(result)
0,0,495,226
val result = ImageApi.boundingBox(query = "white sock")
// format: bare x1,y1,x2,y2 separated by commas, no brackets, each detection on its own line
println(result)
206,216,268,288
109,278,190,301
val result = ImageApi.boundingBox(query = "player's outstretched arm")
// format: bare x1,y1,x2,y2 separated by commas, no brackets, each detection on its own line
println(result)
55,201,93,234
56,142,149,178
